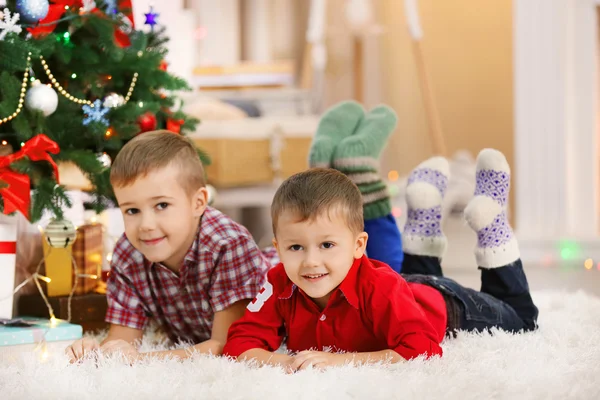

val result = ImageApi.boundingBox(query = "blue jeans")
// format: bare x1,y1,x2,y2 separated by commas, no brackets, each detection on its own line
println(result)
401,253,539,333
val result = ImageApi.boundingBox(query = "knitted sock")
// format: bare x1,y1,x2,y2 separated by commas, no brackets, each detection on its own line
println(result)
465,149,519,268
332,105,397,220
474,148,511,208
308,101,365,168
402,157,450,258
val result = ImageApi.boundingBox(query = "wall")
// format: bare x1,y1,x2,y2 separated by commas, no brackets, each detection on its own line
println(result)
373,0,514,177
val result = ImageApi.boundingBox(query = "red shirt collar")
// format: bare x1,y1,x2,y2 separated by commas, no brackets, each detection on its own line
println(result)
277,256,365,309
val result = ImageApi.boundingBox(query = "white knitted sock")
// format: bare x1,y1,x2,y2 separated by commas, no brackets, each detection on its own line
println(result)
402,157,449,258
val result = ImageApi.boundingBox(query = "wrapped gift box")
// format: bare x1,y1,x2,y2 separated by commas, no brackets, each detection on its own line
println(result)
189,115,319,187
0,214,18,319
0,317,82,356
72,224,104,295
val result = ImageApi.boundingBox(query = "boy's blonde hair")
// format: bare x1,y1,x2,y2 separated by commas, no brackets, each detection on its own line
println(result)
110,130,205,194
271,168,363,235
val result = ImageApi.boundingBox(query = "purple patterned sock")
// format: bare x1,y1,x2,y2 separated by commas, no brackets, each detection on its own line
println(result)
476,210,514,249
402,157,450,257
474,149,511,207
474,169,510,207
407,167,449,198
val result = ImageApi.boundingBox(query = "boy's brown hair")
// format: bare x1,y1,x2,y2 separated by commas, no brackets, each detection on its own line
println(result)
110,130,205,194
271,168,364,235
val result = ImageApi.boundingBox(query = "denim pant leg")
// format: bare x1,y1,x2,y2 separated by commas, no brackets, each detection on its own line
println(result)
364,214,404,273
401,253,444,277
478,259,539,332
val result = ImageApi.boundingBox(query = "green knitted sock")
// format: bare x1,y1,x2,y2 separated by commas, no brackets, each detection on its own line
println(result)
308,101,365,168
332,105,397,220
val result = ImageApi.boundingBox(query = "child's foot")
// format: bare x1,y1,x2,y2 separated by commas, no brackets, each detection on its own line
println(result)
308,101,365,168
474,148,510,208
332,105,398,220
465,149,519,268
403,157,450,257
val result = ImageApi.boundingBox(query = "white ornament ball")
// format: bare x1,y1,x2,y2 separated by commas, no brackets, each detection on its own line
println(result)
45,219,77,248
97,152,112,168
25,80,58,117
103,92,125,109
16,0,50,24
206,184,217,206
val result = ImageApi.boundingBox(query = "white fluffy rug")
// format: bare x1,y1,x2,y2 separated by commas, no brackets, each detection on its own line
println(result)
1,290,600,400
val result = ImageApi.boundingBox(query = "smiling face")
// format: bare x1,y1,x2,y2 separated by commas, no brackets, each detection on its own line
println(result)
273,207,368,309
114,163,208,271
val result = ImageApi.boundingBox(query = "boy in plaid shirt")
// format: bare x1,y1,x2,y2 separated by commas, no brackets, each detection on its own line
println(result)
66,131,272,362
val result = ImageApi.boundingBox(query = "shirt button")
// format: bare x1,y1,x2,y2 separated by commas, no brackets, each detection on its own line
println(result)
319,314,326,321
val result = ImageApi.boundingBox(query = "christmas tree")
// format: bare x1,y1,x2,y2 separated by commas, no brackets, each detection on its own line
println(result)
0,0,205,223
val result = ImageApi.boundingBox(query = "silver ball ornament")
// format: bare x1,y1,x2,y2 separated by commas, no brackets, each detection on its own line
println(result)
97,152,112,168
25,80,58,117
45,219,77,248
103,92,125,109
16,0,50,24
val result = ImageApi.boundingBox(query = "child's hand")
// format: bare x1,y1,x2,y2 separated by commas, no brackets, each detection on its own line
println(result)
290,351,347,371
100,339,140,363
65,337,100,363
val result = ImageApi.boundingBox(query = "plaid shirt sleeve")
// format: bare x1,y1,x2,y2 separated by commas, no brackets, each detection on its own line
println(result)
209,235,269,312
104,237,148,330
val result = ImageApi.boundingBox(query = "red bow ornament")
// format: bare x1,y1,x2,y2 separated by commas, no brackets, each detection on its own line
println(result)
0,134,60,220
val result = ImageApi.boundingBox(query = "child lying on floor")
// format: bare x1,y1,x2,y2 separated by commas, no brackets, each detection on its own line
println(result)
223,115,539,371
64,101,400,363
66,131,273,362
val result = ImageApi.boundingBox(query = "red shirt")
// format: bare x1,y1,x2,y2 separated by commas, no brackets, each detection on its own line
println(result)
105,207,273,343
224,256,447,360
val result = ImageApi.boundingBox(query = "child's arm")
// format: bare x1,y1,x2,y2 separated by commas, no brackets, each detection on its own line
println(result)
65,325,143,362
127,299,250,360
289,349,403,371
223,268,289,368
371,276,443,360
238,349,294,369
66,267,146,362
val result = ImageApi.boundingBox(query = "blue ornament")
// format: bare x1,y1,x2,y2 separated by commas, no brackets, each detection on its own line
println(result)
16,0,49,24
144,6,159,29
104,0,118,15
82,99,110,126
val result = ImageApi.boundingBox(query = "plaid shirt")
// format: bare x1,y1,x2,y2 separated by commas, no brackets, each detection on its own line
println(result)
105,206,275,344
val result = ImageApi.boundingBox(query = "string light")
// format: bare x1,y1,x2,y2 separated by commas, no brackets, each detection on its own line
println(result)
1,140,7,146
71,73,77,79
584,258,593,270
37,275,52,283
138,101,144,108
388,170,399,181
105,128,114,138
0,53,30,126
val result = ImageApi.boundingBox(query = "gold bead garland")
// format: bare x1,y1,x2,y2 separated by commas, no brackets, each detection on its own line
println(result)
40,55,93,106
0,53,31,126
1,54,139,126
40,55,138,107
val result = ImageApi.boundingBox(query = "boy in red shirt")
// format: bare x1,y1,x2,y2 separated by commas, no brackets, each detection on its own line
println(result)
224,110,538,370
